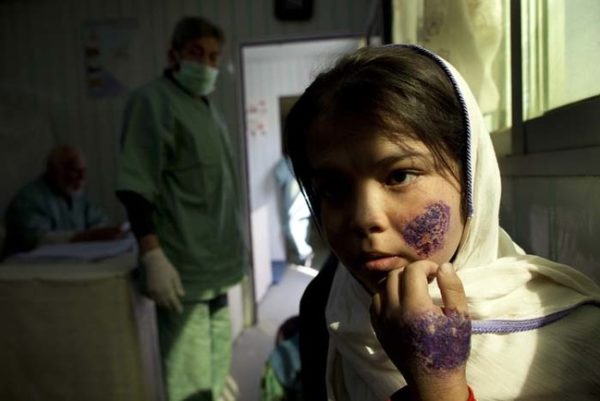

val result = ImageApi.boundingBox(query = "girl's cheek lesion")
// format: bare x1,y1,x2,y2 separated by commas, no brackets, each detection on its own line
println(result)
402,201,451,258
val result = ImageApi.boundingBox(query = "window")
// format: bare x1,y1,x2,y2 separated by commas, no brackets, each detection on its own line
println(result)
391,0,600,157
518,0,600,154
523,0,600,120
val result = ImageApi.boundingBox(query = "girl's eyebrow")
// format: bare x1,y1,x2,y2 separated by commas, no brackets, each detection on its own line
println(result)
373,151,429,168
311,151,429,176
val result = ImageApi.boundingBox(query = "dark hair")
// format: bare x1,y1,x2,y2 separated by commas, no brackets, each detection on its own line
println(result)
284,45,466,219
171,16,225,51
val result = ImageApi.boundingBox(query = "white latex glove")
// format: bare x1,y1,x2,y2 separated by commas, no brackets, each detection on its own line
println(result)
141,248,185,313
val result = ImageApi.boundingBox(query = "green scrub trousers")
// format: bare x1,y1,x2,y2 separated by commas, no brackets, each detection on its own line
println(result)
157,294,231,401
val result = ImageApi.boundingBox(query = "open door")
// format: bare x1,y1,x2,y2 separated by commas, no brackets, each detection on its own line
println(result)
239,37,362,305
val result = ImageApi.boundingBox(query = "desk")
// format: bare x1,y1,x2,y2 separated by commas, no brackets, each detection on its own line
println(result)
0,252,165,401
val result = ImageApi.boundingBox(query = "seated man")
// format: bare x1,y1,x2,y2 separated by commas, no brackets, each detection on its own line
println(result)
2,145,124,257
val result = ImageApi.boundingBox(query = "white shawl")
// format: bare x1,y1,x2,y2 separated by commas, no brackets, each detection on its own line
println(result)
325,46,600,401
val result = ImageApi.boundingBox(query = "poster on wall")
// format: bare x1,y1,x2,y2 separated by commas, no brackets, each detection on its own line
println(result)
246,99,269,136
83,19,137,98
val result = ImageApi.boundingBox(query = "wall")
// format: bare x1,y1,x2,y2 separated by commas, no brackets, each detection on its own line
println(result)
0,0,371,217
500,174,600,283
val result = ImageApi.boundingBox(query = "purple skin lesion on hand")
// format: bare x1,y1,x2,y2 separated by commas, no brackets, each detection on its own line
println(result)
402,202,451,258
402,310,471,373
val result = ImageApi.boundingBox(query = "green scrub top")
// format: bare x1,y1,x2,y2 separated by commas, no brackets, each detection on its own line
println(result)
3,176,107,256
117,75,247,301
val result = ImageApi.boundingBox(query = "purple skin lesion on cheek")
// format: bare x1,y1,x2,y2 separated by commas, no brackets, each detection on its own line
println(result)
402,202,451,258
402,310,471,373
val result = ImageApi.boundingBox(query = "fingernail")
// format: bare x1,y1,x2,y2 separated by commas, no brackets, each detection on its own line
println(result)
441,262,453,273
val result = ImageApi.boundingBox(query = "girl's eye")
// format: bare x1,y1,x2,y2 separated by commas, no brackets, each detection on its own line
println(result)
387,170,417,186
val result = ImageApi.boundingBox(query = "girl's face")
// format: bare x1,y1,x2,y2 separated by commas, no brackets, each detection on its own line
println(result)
307,125,465,294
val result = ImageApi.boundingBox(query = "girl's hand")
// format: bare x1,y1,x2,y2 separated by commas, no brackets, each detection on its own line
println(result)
370,261,471,401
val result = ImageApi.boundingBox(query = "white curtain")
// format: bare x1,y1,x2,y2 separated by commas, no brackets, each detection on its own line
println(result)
393,0,504,116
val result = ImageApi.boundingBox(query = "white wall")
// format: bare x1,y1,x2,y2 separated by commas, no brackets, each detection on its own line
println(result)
500,175,600,284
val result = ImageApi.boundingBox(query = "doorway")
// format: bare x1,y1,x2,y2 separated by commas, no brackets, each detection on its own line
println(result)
240,37,361,302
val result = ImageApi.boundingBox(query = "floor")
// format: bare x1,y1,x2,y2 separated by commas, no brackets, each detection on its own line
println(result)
229,265,315,401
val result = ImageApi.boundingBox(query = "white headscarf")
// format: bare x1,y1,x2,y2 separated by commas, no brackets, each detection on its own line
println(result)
325,45,600,401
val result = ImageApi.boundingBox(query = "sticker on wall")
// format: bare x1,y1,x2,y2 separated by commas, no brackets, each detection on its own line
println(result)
83,19,137,98
246,99,269,136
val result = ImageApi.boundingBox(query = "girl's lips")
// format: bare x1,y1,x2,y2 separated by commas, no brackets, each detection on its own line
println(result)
362,255,406,272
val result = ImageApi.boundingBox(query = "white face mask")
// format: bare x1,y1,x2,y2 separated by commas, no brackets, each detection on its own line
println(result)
174,60,219,96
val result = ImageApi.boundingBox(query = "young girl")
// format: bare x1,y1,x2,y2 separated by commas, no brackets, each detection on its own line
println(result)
284,45,600,401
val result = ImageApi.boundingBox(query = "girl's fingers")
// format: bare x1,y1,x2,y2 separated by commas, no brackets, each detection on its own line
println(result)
370,292,382,331
401,260,439,313
371,269,402,321
372,261,468,323
437,262,468,315
371,291,382,315
382,268,402,311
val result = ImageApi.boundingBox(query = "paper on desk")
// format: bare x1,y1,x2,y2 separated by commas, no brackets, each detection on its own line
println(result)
12,236,137,263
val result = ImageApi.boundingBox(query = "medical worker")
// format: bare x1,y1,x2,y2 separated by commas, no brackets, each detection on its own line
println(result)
116,16,247,401
2,145,123,258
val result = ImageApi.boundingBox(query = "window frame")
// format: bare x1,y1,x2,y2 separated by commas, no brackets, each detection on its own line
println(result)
501,0,600,176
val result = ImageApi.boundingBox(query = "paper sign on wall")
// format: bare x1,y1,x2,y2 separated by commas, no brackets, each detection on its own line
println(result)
83,19,137,98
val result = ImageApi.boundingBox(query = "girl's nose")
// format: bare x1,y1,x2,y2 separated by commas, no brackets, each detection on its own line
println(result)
350,186,389,237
